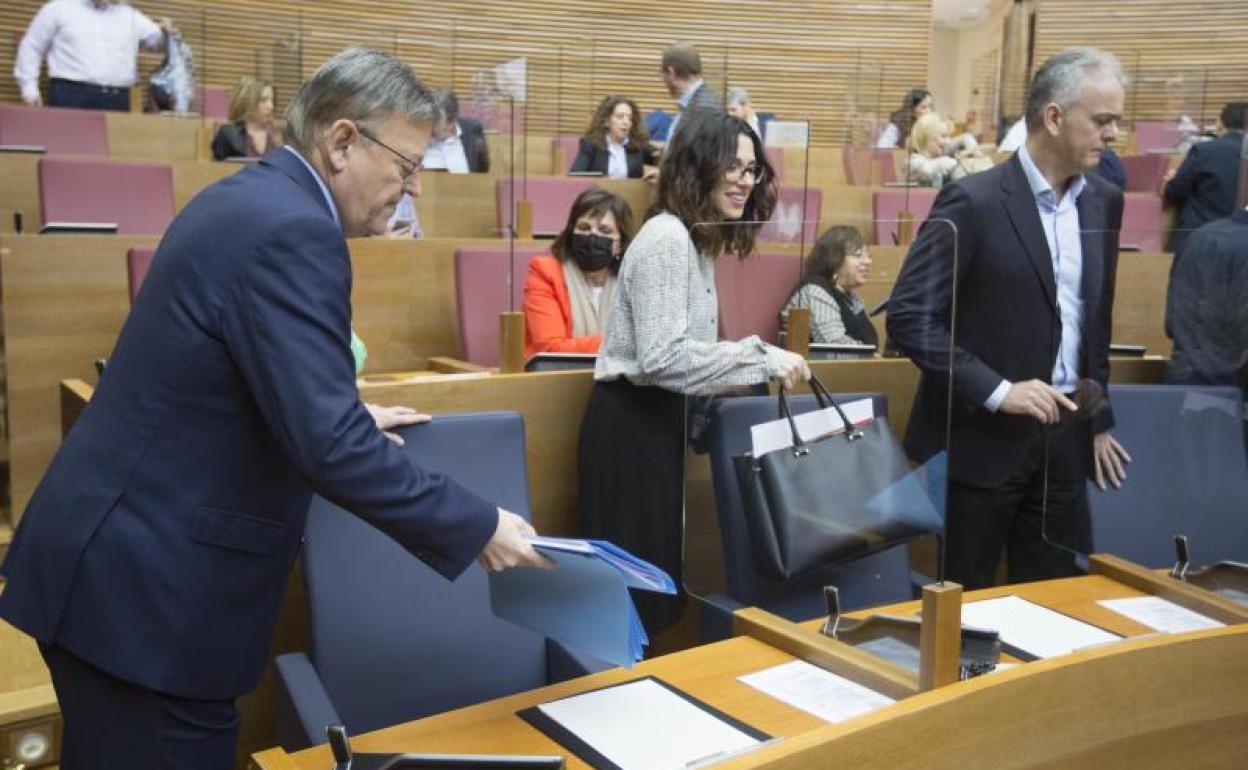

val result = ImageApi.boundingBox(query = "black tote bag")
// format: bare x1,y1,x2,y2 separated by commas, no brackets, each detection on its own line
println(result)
733,375,943,580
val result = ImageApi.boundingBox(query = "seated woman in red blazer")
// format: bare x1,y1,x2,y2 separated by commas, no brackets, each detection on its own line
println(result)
523,188,634,358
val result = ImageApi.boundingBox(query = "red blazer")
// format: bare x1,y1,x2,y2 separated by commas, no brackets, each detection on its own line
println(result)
523,255,603,358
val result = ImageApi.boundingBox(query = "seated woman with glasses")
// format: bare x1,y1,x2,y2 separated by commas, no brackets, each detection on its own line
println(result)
579,112,810,638
211,76,282,160
570,95,658,180
779,225,878,348
523,188,633,358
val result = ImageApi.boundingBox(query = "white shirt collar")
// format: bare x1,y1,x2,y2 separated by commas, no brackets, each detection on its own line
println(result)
1017,142,1085,206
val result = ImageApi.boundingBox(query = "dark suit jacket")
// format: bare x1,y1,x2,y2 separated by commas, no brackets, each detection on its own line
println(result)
1164,131,1244,253
887,154,1123,488
569,136,655,178
0,148,497,700
457,117,490,173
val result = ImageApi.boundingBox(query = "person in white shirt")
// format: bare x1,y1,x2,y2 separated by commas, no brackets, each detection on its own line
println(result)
15,0,174,111
421,87,489,173
875,87,933,149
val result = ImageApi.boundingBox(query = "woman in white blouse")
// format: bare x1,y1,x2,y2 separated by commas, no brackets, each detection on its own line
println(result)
905,113,991,187
579,112,809,637
569,95,658,179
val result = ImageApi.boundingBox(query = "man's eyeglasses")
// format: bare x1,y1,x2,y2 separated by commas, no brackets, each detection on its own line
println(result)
356,125,422,182
725,162,766,184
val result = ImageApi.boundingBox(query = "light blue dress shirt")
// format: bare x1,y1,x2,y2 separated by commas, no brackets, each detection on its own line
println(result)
984,143,1086,411
664,78,705,151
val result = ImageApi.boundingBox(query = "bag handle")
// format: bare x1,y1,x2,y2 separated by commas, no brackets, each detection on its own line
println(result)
777,374,865,454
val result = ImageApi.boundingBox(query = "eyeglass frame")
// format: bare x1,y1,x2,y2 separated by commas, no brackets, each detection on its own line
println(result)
355,124,423,183
724,160,767,184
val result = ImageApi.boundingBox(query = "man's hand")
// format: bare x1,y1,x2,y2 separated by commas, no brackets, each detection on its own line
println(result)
478,509,555,571
1093,431,1131,490
22,93,42,108
773,350,811,390
999,380,1077,424
365,403,431,446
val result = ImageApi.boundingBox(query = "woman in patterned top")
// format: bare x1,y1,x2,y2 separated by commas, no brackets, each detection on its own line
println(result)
779,225,879,348
579,112,810,638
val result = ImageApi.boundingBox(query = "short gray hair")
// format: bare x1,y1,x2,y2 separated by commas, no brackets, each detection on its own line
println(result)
1025,47,1126,132
726,87,749,107
285,47,439,152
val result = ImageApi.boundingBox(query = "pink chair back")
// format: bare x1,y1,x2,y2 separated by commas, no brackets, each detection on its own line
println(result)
873,149,901,185
758,186,821,245
200,86,230,120
1120,153,1169,193
553,136,581,173
1131,121,1184,154
1120,194,1163,253
716,252,804,344
38,158,175,235
764,146,785,184
872,188,939,245
842,146,872,186
127,246,157,304
0,104,108,155
495,177,597,237
453,247,547,366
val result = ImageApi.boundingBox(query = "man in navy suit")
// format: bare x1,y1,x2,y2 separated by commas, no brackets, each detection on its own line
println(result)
889,48,1132,589
1163,101,1246,254
0,47,549,768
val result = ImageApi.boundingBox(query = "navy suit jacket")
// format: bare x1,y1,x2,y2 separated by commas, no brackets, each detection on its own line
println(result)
887,154,1122,488
0,148,498,700
1164,131,1244,253
458,118,490,173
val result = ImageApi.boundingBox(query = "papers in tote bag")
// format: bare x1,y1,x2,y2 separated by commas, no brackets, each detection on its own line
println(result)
750,397,874,457
488,537,675,667
739,660,895,724
1097,596,1225,634
959,595,1122,660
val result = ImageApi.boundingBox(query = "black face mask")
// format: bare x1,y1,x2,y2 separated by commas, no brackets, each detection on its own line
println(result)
568,233,617,272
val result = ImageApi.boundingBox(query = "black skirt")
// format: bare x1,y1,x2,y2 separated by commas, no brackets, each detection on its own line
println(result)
578,378,687,637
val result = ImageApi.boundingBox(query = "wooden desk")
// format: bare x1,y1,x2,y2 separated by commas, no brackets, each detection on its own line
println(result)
251,573,1248,769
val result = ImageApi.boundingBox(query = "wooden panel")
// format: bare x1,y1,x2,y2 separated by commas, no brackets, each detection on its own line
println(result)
1033,0,1248,126
106,111,204,160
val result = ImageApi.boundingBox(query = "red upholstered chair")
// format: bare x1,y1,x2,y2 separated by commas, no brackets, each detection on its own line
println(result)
38,158,175,235
842,146,873,186
453,246,547,366
495,177,597,237
199,86,230,120
1131,121,1184,154
1120,194,1164,253
1120,153,1170,194
758,185,821,245
552,136,581,174
715,252,805,345
871,187,938,246
0,104,108,155
872,149,901,185
764,146,785,184
127,247,157,304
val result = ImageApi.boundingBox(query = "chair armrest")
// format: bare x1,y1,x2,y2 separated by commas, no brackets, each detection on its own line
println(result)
274,652,341,751
544,639,613,683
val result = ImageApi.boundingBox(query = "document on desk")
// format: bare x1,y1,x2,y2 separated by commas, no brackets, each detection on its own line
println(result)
739,660,895,724
1097,596,1225,634
959,595,1122,661
518,677,770,770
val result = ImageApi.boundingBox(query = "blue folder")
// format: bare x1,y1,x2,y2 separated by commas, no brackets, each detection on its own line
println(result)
488,537,677,668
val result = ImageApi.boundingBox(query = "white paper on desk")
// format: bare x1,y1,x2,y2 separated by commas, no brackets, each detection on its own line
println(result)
1097,596,1226,634
739,660,894,725
750,398,874,457
960,595,1121,660
536,678,761,770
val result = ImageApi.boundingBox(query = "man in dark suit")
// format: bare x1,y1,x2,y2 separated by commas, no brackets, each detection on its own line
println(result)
427,87,489,173
0,48,548,768
1164,101,1246,254
888,47,1133,589
659,42,722,149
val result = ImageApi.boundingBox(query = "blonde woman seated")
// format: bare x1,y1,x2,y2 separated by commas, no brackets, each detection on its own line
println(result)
905,113,991,187
211,76,282,160
523,188,633,358
780,226,878,348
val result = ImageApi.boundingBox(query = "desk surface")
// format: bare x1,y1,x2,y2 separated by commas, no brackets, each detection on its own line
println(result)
252,574,1248,770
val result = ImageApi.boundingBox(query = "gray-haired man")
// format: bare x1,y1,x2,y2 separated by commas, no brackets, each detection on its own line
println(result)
0,48,549,768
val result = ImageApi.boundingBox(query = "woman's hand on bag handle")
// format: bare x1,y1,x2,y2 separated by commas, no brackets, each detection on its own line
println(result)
773,349,811,390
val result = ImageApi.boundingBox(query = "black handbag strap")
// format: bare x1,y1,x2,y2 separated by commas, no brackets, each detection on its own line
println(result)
776,374,865,452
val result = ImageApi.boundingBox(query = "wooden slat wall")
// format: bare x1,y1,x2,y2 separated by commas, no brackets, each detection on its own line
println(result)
0,0,934,147
1033,0,1248,126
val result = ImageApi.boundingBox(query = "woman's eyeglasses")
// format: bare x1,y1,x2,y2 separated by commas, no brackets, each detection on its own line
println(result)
725,162,766,184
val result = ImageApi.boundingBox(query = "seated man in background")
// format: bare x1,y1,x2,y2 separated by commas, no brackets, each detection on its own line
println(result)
1164,206,1248,391
15,0,175,110
726,87,762,139
1163,101,1247,254
424,87,490,173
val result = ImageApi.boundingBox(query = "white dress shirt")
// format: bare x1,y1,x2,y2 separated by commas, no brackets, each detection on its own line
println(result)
15,0,164,102
605,135,628,179
422,122,470,173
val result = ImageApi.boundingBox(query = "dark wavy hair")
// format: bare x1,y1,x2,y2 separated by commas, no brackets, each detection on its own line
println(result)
653,112,777,259
804,226,865,282
583,95,649,150
888,87,932,144
550,187,634,275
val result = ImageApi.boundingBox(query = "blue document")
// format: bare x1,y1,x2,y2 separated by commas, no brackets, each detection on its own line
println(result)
488,537,676,667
